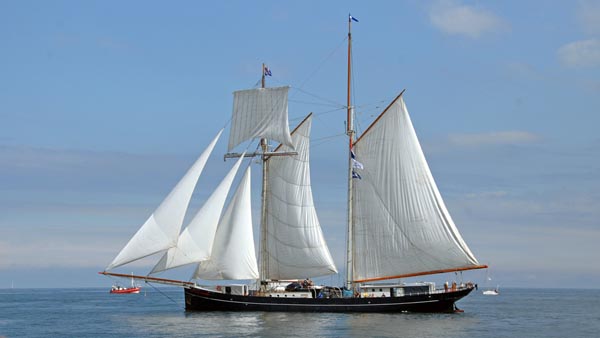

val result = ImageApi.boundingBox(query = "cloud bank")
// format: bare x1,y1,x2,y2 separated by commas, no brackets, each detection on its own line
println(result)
558,38,600,68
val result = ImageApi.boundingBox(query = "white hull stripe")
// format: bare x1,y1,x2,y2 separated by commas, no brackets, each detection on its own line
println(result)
188,292,440,307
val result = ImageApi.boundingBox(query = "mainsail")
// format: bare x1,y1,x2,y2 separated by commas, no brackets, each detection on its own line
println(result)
228,86,293,151
264,114,338,280
150,154,246,274
193,166,259,280
351,95,481,282
106,130,223,270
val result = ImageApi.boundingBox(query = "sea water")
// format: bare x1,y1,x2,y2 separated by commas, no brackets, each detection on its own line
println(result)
1,287,599,337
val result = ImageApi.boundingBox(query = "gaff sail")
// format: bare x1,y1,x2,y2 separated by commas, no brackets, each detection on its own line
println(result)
264,114,337,280
351,95,482,282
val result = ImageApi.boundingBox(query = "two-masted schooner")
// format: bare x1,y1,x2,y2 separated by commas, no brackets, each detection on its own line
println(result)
101,16,487,312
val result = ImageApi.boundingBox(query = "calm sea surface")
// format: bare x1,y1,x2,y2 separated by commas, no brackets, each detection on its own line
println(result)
1,287,599,337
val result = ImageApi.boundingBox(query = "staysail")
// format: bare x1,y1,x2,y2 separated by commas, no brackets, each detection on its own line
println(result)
106,130,223,270
264,114,338,280
228,86,293,151
193,166,259,280
150,154,246,274
351,95,481,282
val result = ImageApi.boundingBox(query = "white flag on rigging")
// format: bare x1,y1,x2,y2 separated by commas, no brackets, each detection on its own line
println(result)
351,149,364,170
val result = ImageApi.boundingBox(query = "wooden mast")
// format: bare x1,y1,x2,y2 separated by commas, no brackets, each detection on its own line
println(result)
345,15,355,290
259,63,269,287
221,64,296,290
261,63,266,89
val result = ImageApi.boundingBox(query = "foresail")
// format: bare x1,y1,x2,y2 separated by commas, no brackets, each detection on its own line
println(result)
228,86,293,151
352,96,481,282
265,114,338,279
150,154,246,274
106,130,222,270
193,166,259,280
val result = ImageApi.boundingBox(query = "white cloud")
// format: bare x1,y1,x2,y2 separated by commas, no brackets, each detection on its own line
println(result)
428,0,507,38
558,38,600,68
447,131,540,147
577,0,600,35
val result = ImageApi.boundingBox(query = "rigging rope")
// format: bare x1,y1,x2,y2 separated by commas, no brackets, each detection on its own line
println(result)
288,99,342,108
145,281,184,308
311,133,346,148
269,76,346,109
291,86,346,108
294,35,348,93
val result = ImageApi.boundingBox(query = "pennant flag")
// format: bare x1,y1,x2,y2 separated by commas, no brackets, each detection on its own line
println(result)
349,14,359,22
264,66,272,77
351,150,364,170
352,171,362,179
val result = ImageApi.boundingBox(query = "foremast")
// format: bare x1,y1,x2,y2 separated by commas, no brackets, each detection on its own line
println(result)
259,63,270,289
254,64,336,287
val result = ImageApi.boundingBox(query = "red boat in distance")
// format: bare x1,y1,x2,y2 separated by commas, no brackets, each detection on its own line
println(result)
110,285,141,294
109,273,141,294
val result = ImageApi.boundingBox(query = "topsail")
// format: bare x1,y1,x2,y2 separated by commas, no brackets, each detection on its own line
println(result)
228,86,293,151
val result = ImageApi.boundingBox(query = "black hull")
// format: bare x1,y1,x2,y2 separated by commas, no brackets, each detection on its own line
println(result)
184,286,474,313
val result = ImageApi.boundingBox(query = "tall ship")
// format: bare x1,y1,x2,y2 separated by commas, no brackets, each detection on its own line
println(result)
101,16,487,312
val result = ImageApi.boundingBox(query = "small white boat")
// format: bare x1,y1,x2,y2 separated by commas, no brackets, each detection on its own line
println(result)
482,269,499,295
483,286,499,296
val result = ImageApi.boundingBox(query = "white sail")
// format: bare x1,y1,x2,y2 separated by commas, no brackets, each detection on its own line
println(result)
264,114,338,279
106,130,223,270
150,153,246,274
193,166,259,280
351,96,480,282
228,86,293,151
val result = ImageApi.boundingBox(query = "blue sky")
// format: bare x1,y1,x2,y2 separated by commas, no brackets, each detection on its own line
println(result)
1,0,599,288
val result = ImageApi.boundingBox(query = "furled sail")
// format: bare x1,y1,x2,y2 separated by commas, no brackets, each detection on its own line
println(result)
150,154,246,274
106,130,223,270
351,95,481,282
193,166,259,280
228,86,293,151
264,114,338,279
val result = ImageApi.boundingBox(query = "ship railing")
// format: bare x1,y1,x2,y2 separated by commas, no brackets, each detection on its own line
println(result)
399,283,474,297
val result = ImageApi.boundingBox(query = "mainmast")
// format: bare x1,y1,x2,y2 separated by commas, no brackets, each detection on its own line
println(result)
345,15,356,290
